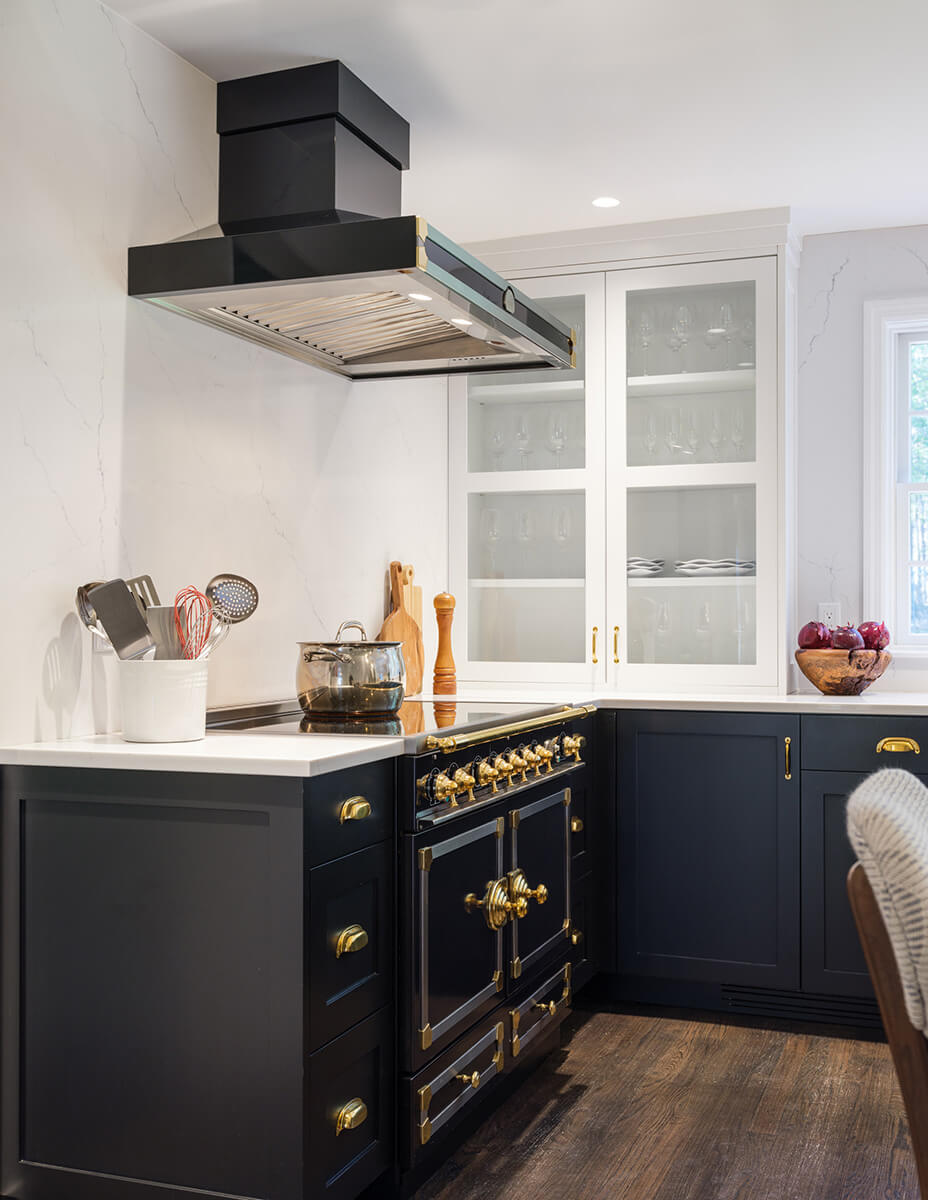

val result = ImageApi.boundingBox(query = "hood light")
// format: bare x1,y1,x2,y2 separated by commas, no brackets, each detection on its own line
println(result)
592,196,620,208
409,292,433,302
452,318,473,326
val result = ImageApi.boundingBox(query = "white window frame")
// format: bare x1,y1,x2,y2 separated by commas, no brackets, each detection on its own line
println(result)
863,297,928,652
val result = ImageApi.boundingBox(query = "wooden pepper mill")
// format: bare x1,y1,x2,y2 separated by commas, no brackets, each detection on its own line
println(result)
433,592,457,695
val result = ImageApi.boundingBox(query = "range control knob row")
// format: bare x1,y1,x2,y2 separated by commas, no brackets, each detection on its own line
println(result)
562,734,586,762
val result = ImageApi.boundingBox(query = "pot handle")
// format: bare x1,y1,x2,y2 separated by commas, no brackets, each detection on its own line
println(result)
335,620,368,642
303,647,352,664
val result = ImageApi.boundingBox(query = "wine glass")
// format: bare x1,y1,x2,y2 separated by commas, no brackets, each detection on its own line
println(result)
708,408,727,460
488,424,506,470
685,411,701,456
516,508,535,571
514,413,533,470
480,508,502,574
664,408,683,457
552,507,572,551
644,412,659,459
636,310,655,376
671,305,694,372
731,404,745,459
695,601,712,661
713,303,736,369
547,410,568,467
738,317,755,368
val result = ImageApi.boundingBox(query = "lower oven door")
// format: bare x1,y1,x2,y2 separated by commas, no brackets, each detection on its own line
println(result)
407,814,506,1071
509,785,572,983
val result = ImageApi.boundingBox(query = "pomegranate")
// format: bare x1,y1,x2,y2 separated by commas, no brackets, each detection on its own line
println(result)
798,620,833,649
858,620,890,650
832,625,865,650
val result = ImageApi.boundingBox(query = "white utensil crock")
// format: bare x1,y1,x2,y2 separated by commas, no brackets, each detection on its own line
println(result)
120,659,208,742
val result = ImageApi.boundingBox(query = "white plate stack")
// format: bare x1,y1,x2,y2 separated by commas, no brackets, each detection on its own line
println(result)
674,559,756,577
627,557,664,577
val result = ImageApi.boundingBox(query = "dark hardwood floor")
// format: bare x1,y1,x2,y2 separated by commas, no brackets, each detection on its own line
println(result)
416,1009,918,1200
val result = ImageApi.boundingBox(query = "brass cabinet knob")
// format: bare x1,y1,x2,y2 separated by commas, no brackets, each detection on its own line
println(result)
465,878,527,930
534,1000,557,1016
455,1070,480,1089
562,734,586,762
338,796,371,823
335,924,369,957
571,816,584,833
453,766,476,802
335,1097,367,1135
571,928,583,946
476,758,500,792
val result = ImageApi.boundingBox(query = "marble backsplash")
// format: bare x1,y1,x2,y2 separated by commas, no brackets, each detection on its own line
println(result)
0,0,448,744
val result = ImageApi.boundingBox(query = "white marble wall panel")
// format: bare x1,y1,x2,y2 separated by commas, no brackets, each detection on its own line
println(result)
0,1,448,744
797,224,928,688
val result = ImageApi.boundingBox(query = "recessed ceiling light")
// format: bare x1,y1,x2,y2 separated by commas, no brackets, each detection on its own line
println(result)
592,196,620,208
409,292,433,302
451,318,473,326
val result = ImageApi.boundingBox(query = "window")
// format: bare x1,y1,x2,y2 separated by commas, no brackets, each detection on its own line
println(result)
864,300,928,651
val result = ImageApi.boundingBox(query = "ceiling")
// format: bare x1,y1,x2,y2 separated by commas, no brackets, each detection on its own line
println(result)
107,0,928,244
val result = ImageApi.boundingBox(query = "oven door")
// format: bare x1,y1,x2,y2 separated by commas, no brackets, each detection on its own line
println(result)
406,814,507,1071
508,786,572,983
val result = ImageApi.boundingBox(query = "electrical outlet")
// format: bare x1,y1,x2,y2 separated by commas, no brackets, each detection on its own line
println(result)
818,602,842,628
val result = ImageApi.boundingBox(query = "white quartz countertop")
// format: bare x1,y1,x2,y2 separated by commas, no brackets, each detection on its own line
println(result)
6,688,928,776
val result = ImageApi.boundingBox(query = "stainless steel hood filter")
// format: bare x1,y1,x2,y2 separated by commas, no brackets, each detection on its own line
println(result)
128,61,574,380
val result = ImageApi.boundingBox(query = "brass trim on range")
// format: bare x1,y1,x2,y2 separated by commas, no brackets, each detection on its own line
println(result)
423,704,596,753
876,736,920,754
420,1024,433,1050
335,1097,367,1135
419,847,433,871
338,795,370,823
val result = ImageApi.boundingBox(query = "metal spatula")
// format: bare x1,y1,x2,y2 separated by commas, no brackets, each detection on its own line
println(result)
87,580,156,660
126,574,160,613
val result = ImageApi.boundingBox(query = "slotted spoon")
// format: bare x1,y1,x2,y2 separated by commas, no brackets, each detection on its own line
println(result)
205,574,259,624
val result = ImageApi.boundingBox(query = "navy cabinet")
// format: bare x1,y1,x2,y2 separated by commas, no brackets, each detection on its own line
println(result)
618,710,800,989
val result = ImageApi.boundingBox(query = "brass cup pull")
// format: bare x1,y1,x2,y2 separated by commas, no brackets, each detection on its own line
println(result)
571,816,584,833
534,1000,557,1016
876,737,921,754
455,1070,480,1089
335,924,368,957
339,796,370,823
335,1097,367,1135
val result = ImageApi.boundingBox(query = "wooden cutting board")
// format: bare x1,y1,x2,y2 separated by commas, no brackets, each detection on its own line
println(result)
401,564,422,632
378,561,424,695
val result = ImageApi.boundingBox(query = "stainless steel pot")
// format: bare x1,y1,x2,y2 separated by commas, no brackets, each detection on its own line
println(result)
296,620,405,716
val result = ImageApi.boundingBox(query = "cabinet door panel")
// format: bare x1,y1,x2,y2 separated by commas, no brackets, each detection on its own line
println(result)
618,710,799,987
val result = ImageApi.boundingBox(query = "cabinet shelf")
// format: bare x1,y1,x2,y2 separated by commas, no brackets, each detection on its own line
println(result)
468,379,584,404
469,578,585,589
627,575,756,588
627,369,755,397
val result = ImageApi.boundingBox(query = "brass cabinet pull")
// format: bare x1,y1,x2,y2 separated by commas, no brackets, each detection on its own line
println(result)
335,1097,367,1135
784,736,791,780
876,737,921,754
455,1070,480,1089
339,796,371,823
592,625,599,664
571,816,584,833
335,924,368,957
613,625,620,664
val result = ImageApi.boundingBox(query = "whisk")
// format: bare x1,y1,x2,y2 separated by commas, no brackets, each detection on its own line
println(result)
174,585,213,660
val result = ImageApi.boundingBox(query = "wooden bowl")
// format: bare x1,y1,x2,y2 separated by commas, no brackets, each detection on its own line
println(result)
795,648,892,695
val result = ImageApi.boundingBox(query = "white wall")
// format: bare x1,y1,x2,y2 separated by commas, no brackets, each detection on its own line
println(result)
0,0,448,745
797,224,928,687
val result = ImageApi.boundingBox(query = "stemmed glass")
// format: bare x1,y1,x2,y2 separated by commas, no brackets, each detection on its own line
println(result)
708,408,727,460
552,507,572,553
636,311,655,376
685,412,701,457
731,404,745,459
671,305,694,372
516,509,535,571
480,508,502,574
705,302,736,369
644,412,659,459
547,410,568,467
664,408,683,457
514,414,533,469
488,424,506,470
738,317,755,368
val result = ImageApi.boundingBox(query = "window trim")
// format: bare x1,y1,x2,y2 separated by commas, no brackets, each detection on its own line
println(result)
863,298,928,652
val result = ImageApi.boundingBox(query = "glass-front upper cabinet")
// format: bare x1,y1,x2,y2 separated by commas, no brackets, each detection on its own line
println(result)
607,257,779,688
449,274,606,683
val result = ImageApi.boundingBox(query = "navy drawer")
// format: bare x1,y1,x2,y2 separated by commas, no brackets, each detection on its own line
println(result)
305,758,395,866
802,714,928,774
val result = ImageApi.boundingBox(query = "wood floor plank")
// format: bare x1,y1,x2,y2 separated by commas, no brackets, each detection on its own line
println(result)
416,1011,919,1200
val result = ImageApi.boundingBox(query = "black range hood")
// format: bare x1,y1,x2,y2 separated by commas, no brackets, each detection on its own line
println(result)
128,61,575,380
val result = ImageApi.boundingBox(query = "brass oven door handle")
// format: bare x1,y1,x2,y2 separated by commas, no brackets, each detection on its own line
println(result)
876,737,920,754
592,626,598,664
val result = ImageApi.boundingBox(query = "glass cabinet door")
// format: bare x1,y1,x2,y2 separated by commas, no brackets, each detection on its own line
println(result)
450,274,606,683
608,257,779,687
